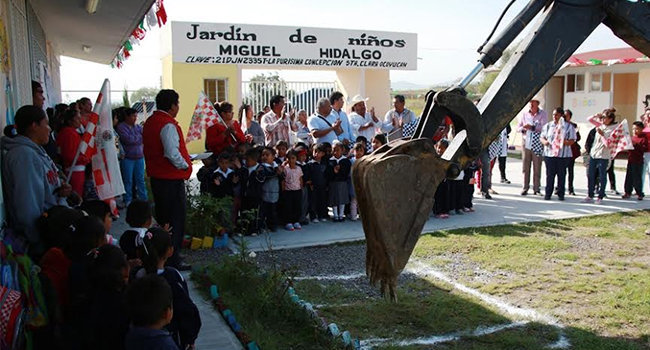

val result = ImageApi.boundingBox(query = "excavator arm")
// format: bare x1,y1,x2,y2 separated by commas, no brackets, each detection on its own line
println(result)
354,0,650,301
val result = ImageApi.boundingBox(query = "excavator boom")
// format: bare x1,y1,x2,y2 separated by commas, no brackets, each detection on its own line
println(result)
354,0,650,301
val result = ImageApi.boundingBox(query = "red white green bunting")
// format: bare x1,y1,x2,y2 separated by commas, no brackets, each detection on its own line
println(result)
111,0,168,69
567,55,649,67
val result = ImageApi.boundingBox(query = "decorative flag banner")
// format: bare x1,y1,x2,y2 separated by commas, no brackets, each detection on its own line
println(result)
606,120,634,159
78,112,99,158
550,119,565,157
156,0,167,27
185,91,225,142
569,56,649,67
111,0,169,68
569,57,586,65
91,79,125,202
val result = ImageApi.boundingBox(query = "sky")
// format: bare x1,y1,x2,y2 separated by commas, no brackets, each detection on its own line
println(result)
60,0,629,100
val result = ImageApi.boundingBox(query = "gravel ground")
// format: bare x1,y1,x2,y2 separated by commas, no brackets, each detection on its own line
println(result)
184,240,507,286
185,241,462,299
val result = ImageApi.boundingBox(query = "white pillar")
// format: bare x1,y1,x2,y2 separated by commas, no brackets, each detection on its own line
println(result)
359,69,366,97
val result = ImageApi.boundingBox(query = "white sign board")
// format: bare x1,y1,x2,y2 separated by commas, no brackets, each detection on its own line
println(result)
565,91,611,123
171,22,417,70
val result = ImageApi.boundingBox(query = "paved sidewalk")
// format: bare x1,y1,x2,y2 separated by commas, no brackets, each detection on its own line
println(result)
237,158,650,252
185,272,244,350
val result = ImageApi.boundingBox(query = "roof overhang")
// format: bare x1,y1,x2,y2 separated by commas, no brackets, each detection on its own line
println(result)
29,0,156,65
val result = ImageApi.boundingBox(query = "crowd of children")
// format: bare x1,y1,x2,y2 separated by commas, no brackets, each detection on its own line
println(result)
197,134,389,233
34,199,200,350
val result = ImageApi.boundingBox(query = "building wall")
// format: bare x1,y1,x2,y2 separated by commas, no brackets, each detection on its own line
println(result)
637,68,650,118
613,73,638,122
7,0,30,108
335,68,390,116
169,63,240,153
161,54,173,89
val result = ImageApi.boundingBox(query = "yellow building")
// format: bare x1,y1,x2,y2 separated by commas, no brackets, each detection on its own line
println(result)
160,21,418,153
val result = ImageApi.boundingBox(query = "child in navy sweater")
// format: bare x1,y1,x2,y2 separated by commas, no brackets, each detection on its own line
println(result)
260,147,281,231
241,148,264,235
125,275,179,350
135,228,201,350
308,143,329,222
211,152,237,198
326,141,351,222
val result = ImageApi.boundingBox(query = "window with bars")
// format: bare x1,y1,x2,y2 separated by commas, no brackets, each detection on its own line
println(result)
204,79,228,104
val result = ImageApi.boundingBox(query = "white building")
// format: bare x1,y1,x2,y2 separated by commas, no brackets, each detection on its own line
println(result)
539,47,649,124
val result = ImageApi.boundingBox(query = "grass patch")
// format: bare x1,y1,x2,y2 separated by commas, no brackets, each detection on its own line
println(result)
192,254,344,349
414,210,650,345
296,278,510,340
296,210,649,349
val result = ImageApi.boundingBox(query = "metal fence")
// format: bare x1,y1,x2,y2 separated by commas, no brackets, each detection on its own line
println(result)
242,81,339,115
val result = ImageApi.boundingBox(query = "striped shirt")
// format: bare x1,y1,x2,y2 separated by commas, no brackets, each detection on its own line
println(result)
541,120,576,158
261,111,292,146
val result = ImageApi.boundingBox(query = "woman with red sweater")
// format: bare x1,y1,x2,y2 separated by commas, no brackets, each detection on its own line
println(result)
56,109,91,197
205,101,247,154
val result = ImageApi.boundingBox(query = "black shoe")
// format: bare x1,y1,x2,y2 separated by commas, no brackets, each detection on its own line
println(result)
558,196,565,201
501,178,511,184
544,196,551,200
569,190,576,196
482,192,492,200
521,190,528,196
534,191,542,196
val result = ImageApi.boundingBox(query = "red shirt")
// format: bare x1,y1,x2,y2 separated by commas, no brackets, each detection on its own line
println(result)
40,247,72,307
629,135,648,164
56,126,90,168
205,121,246,154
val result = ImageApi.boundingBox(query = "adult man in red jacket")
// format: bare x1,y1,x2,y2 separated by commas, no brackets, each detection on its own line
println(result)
143,89,192,269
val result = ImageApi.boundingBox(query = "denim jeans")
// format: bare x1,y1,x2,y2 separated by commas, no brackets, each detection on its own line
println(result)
544,157,569,199
587,158,609,199
120,157,147,204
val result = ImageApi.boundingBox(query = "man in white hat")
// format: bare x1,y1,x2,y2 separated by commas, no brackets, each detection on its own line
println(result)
349,94,380,143
516,95,548,196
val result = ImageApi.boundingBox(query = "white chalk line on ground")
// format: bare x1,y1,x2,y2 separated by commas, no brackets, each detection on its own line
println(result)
293,273,366,281
360,321,529,349
295,260,570,349
406,260,570,349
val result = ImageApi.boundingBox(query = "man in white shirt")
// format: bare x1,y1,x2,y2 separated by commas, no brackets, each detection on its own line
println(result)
381,94,417,133
308,98,341,145
330,91,354,145
348,94,379,142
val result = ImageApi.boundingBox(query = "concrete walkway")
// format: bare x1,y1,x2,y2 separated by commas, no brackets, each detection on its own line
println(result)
185,272,244,350
237,157,650,252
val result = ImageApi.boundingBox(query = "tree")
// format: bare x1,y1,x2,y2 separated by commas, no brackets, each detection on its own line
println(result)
466,44,517,98
130,87,159,103
244,73,296,112
122,87,130,107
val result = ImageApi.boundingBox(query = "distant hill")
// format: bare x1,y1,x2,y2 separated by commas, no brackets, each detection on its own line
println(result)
390,81,430,91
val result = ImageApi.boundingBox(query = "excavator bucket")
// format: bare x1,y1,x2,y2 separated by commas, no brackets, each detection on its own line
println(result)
353,138,451,302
